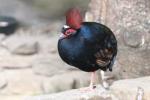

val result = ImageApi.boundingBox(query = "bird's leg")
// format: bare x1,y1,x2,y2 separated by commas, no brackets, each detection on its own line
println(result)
89,71,96,89
100,70,109,89
79,72,96,92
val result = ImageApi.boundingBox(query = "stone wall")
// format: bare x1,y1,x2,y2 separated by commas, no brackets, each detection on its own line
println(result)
86,0,150,80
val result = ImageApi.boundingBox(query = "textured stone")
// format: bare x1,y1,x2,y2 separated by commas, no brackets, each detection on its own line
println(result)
123,29,145,48
110,76,150,100
88,0,150,80
11,41,39,55
32,55,72,76
0,55,35,69
0,75,7,90
2,35,39,55
41,71,91,93
0,69,43,95
0,95,26,100
38,36,58,54
25,85,116,100
25,76,150,100
32,58,64,76
0,34,6,42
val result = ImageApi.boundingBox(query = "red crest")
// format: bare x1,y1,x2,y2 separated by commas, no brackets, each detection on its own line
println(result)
66,8,83,29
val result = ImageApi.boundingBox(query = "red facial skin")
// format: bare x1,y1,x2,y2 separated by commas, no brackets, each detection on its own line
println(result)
60,8,82,39
64,29,76,37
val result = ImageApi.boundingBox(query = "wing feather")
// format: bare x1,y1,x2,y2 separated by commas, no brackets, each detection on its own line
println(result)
95,48,113,67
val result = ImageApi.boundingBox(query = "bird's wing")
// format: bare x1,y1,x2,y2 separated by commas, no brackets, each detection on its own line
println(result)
94,48,113,67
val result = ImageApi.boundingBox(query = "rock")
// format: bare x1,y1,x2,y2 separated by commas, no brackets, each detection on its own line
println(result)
123,28,145,48
0,38,35,68
0,55,35,69
0,95,26,100
11,41,39,55
110,76,150,100
32,56,67,76
37,36,58,54
25,76,150,100
32,54,75,76
111,44,150,79
0,69,43,95
41,71,91,93
0,75,7,90
25,85,117,100
2,35,39,55
88,0,150,80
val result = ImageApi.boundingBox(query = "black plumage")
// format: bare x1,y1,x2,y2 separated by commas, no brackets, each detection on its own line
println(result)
58,22,117,72
0,16,18,35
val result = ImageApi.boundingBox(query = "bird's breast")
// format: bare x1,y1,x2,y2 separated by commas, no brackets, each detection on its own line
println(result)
58,37,87,63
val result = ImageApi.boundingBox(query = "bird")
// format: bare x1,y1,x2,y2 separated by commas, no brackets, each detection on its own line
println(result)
58,8,117,90
0,16,18,35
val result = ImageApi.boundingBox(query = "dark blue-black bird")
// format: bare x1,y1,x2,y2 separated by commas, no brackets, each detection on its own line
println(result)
0,16,18,35
58,8,117,89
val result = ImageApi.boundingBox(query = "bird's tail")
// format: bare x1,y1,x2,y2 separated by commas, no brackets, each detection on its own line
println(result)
107,56,116,71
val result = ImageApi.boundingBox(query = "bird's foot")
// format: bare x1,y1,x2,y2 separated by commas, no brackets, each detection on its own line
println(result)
100,70,110,90
102,81,109,90
79,85,96,93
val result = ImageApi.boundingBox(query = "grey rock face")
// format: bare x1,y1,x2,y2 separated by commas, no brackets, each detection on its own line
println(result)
123,29,145,48
2,35,39,55
25,85,114,100
25,76,150,100
88,0,150,79
41,71,91,94
32,56,67,76
0,69,43,95
110,76,150,100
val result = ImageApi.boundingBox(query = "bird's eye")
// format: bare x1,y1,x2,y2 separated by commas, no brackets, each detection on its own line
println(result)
65,30,71,35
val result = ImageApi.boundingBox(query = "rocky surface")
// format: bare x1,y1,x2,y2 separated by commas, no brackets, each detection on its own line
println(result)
25,85,115,100
0,69,42,95
25,76,150,100
88,0,150,80
110,76,150,100
2,35,39,55
41,71,91,94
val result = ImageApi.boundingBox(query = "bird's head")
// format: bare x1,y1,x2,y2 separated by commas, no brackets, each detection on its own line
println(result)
60,8,83,38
